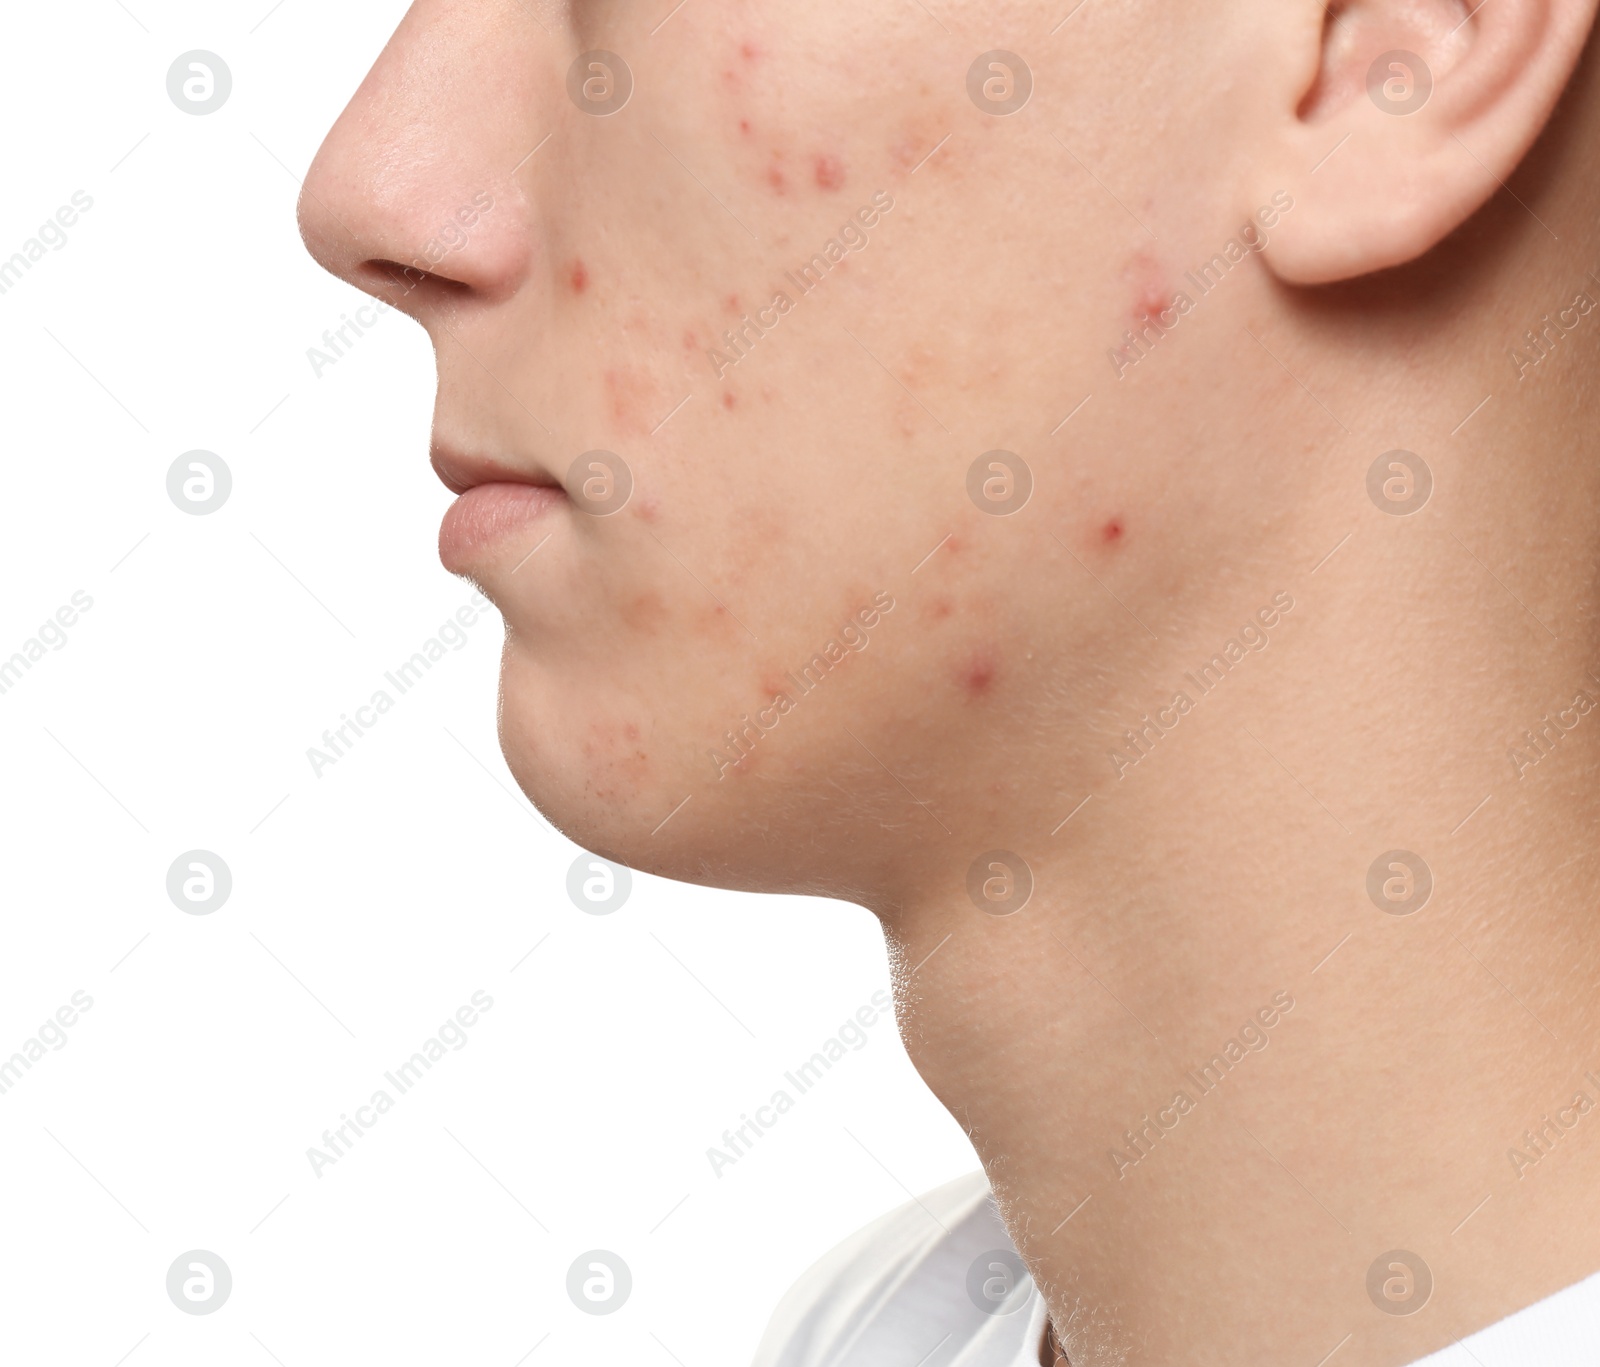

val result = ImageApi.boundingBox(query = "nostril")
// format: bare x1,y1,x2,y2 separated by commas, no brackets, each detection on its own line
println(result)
361,257,473,302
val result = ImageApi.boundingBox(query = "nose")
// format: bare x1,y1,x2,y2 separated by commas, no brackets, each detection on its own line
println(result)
298,2,550,313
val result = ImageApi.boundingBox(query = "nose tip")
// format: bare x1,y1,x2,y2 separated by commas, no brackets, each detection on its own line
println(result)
298,164,533,307
297,8,542,311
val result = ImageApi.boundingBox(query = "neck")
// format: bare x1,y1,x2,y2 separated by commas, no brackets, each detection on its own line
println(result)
879,402,1600,1364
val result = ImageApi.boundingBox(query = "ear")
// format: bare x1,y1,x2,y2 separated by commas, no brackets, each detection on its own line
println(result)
1252,0,1599,285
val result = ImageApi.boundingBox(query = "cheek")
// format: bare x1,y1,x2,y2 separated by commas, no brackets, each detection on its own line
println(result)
603,364,660,436
1125,248,1173,323
576,718,655,804
620,590,670,635
955,647,998,701
813,153,845,191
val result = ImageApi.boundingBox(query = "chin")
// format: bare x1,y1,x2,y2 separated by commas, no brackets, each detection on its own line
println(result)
493,643,890,900
494,651,723,886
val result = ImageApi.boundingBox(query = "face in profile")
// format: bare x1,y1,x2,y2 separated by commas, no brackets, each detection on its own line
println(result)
298,0,1332,905
299,0,1598,908
299,2,1600,1362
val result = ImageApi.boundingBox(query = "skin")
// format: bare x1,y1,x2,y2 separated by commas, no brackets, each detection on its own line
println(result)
301,1,1600,1362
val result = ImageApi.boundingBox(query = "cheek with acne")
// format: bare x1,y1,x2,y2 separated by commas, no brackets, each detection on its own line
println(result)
957,649,998,700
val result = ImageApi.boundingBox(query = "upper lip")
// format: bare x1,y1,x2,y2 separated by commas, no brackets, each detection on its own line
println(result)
430,441,564,497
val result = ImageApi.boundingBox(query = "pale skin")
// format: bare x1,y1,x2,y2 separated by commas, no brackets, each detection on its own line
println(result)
300,0,1600,1362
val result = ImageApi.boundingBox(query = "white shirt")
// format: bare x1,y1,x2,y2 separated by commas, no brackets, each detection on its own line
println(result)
750,1170,1600,1366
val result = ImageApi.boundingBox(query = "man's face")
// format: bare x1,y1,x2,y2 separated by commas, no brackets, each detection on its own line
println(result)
301,0,1292,896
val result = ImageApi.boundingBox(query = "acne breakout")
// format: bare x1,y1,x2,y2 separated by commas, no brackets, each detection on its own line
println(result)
1108,192,1296,379
708,591,895,780
705,191,896,379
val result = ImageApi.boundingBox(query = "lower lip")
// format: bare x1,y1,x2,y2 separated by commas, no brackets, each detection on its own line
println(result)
439,482,566,573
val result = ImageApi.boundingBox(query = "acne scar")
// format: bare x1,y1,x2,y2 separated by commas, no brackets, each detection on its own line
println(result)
698,602,738,641
813,154,845,191
604,366,655,433
621,592,668,632
568,259,589,294
767,166,787,194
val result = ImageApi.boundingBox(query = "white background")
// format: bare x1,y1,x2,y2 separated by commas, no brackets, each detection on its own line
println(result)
0,4,980,1363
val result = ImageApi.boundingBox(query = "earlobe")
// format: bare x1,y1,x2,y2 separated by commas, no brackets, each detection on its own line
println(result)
1252,0,1598,285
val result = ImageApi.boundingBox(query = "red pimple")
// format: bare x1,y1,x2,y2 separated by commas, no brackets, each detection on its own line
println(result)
569,259,589,294
682,329,698,352
813,154,845,191
1102,518,1124,544
725,293,741,313
722,391,737,409
959,650,997,698
739,118,752,135
740,41,762,62
1124,249,1172,323
1135,288,1168,320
